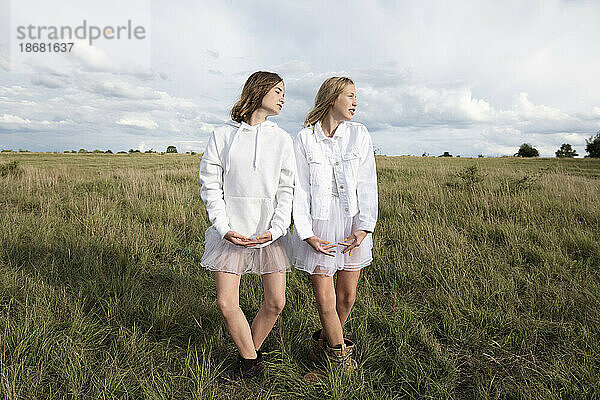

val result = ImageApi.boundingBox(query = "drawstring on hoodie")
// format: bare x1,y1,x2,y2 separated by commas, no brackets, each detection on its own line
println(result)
253,123,260,171
224,120,272,175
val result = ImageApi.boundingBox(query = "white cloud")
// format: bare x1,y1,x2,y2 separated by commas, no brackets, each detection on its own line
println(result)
0,114,30,124
116,114,158,130
67,41,117,72
31,74,68,89
0,85,36,97
510,93,570,121
0,59,10,72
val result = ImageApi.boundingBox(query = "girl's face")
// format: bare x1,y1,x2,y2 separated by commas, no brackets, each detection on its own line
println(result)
260,81,285,116
331,84,357,121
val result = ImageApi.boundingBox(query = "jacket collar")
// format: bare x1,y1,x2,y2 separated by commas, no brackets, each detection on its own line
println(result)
314,121,347,142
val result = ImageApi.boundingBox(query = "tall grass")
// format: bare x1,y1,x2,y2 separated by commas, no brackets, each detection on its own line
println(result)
0,153,599,399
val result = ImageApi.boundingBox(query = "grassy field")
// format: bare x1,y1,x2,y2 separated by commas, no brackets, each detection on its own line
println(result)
0,152,599,399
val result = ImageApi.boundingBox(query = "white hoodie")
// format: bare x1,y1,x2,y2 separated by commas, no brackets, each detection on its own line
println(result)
199,119,295,247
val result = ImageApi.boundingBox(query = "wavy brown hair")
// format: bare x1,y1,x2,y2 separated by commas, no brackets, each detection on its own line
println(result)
231,71,283,123
304,77,354,127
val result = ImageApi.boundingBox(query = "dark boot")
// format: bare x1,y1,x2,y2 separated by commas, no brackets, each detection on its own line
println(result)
218,350,264,383
309,329,326,362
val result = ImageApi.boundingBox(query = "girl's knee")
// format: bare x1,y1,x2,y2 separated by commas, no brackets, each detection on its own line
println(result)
216,297,239,316
264,295,286,315
337,291,356,310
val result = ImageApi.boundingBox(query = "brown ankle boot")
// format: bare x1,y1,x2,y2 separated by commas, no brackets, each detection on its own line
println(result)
309,329,355,362
325,340,357,372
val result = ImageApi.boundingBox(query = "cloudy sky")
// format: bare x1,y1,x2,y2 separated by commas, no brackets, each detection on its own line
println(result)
1,0,599,156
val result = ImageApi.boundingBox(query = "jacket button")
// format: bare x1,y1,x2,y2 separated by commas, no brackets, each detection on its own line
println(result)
345,207,349,212
335,161,339,166
340,185,344,189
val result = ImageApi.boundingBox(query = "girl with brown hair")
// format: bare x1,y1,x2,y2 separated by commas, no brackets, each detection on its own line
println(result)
199,71,295,381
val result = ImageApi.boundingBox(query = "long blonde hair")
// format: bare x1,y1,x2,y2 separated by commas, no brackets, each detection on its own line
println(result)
231,71,283,123
304,77,354,127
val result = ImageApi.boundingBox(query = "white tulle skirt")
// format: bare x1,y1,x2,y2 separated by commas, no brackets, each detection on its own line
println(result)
200,226,293,275
290,196,373,276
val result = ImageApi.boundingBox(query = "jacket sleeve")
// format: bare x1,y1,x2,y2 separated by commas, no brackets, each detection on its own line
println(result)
356,126,378,233
292,134,315,240
199,131,231,238
267,137,296,241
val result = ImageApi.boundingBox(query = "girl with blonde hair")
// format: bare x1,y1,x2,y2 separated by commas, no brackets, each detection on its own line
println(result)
291,77,378,373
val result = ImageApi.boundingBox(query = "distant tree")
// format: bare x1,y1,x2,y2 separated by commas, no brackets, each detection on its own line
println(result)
440,151,452,157
71,150,76,153
1,149,13,153
166,145,177,153
92,149,103,153
105,149,113,154
478,154,484,158
191,151,197,155
515,143,539,157
63,150,69,153
422,152,429,157
117,151,127,154
128,149,140,153
555,143,578,158
585,131,600,158
78,148,88,153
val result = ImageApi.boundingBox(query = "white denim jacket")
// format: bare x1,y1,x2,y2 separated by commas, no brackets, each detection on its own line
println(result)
293,121,378,240
199,120,295,247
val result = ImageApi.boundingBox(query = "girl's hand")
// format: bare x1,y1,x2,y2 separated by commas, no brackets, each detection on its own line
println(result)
224,231,256,247
243,231,272,246
338,230,368,256
305,236,336,257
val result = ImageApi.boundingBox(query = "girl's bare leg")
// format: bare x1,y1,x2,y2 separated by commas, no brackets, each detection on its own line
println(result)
311,274,344,346
214,271,257,359
335,270,361,326
250,271,286,350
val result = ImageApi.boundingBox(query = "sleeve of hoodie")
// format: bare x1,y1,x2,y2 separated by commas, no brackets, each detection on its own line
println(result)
199,131,231,238
267,136,296,241
291,133,315,241
356,125,378,233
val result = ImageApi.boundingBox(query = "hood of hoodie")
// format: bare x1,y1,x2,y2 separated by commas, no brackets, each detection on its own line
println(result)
223,119,279,174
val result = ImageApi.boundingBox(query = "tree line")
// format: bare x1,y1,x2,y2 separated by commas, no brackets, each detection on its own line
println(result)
428,131,600,158
513,131,600,158
2,132,600,158
0,146,196,155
